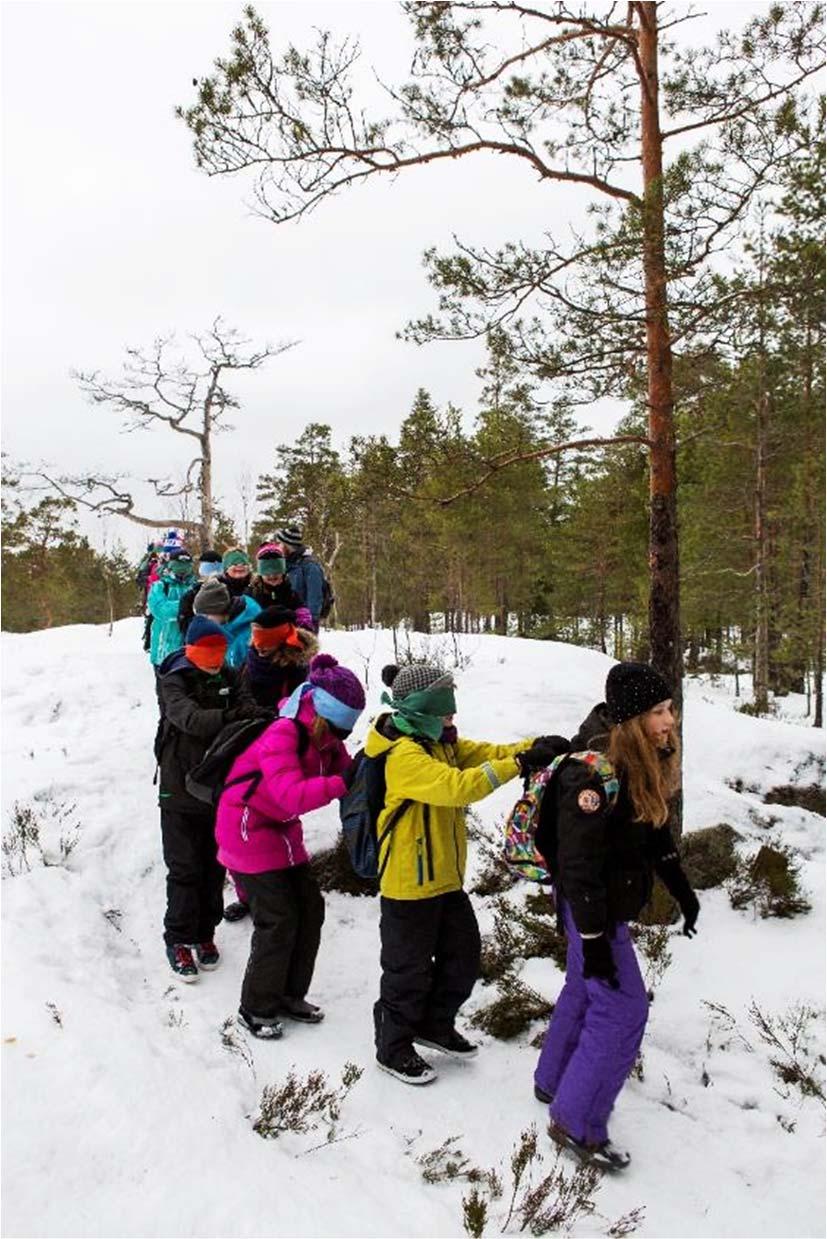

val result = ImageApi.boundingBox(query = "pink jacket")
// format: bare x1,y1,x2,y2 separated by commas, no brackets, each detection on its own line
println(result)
215,693,350,874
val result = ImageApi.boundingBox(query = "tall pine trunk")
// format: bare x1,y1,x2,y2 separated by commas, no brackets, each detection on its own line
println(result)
638,3,682,713
752,389,771,713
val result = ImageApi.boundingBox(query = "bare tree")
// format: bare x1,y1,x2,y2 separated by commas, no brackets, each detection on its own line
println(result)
35,318,295,547
178,2,823,708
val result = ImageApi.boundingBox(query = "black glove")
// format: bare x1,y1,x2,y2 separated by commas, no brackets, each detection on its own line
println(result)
516,736,569,778
658,858,700,937
582,934,619,988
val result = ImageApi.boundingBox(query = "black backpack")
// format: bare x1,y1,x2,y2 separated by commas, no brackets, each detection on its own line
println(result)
339,738,428,879
296,556,335,621
185,716,309,807
319,574,335,621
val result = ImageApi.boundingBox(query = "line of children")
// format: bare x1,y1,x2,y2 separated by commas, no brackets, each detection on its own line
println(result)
148,566,699,1164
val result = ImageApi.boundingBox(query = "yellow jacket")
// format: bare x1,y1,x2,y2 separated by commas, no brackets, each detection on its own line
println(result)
364,720,526,901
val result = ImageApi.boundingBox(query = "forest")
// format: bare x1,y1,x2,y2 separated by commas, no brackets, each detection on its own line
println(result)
2,2,823,726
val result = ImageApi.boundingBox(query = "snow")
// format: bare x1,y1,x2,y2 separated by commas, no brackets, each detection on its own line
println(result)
2,619,825,1239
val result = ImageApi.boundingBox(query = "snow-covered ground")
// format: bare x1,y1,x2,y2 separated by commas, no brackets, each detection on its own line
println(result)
2,620,825,1239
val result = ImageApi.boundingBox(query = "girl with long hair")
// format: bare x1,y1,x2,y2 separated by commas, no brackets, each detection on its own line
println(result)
533,661,699,1171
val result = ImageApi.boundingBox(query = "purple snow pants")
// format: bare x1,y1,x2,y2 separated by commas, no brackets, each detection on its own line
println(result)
534,897,648,1145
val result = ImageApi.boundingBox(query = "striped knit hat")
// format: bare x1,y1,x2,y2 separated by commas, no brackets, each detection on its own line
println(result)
277,525,303,548
381,663,455,701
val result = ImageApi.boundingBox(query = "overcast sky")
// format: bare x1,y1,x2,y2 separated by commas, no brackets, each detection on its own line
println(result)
2,0,770,555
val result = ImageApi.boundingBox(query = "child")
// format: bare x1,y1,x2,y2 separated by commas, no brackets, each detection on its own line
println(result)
248,542,304,610
215,654,366,1038
242,605,318,708
221,605,319,923
147,550,196,671
533,661,699,1171
220,546,254,596
155,616,270,980
188,578,261,669
197,548,223,578
367,664,561,1084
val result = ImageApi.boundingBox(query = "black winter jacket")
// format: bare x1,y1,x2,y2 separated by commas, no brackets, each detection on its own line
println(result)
239,628,318,709
246,575,303,611
536,703,686,936
155,652,267,813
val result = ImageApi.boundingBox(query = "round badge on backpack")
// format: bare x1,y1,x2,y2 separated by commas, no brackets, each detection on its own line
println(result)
577,788,602,813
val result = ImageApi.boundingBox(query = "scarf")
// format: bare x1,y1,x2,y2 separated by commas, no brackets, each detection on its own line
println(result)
380,683,457,743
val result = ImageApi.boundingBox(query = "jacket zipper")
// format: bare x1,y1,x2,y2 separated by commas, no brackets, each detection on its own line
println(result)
453,810,462,884
416,838,424,886
241,806,249,842
423,805,434,883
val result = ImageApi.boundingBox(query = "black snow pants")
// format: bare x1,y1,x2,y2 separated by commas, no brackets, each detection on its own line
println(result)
160,807,225,947
374,889,481,1064
235,865,326,1020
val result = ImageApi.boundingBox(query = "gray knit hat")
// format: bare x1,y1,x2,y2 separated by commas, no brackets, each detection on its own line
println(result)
382,663,455,701
193,578,232,616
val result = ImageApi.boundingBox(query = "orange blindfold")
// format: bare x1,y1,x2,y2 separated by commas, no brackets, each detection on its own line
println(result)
185,635,227,672
251,622,303,652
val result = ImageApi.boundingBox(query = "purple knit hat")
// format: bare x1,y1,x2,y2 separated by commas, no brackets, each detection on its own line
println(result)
308,654,366,710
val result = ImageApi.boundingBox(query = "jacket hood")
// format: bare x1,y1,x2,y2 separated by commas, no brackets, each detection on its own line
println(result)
570,702,613,752
267,627,318,667
158,649,196,677
224,594,260,631
364,713,403,758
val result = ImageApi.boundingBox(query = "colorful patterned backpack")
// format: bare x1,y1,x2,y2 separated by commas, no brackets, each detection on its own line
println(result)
503,750,620,883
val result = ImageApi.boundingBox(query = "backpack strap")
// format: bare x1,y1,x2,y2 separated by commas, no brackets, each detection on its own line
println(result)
375,734,434,878
568,750,620,806
221,769,264,803
377,797,414,879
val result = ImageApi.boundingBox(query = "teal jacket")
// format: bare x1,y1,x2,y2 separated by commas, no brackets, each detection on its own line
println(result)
147,575,195,666
222,594,261,668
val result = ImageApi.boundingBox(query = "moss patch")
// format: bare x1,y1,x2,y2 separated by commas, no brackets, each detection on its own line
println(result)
311,832,378,897
764,784,826,817
680,823,741,889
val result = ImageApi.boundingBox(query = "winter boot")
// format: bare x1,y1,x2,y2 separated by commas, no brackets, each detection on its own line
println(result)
281,996,325,1024
413,1028,478,1059
377,1049,437,1086
534,1083,554,1104
223,901,250,923
166,944,198,982
547,1120,630,1172
238,1008,283,1040
195,942,220,970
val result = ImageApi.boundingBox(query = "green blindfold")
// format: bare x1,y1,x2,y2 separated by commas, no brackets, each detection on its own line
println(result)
257,556,286,576
167,559,193,578
380,683,457,742
223,550,250,569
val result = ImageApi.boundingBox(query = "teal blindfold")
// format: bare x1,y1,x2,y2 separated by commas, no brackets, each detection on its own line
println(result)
381,683,457,742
